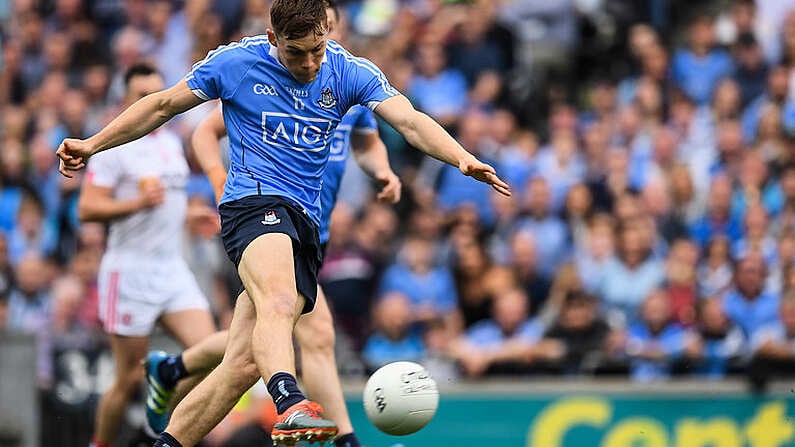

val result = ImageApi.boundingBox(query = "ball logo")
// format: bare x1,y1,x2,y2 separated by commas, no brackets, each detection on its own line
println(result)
253,84,278,96
400,369,435,394
373,387,387,413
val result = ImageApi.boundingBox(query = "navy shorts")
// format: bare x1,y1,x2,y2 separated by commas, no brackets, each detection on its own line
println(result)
219,195,322,313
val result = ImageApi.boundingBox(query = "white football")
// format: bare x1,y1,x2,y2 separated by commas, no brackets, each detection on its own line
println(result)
363,361,439,436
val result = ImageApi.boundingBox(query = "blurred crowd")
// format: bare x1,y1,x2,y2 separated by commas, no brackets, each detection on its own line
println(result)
5,0,795,438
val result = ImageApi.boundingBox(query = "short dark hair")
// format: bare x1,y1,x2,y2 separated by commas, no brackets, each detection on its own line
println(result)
270,0,328,40
124,62,159,88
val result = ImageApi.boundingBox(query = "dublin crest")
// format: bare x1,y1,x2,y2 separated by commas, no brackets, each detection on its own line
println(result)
317,88,337,109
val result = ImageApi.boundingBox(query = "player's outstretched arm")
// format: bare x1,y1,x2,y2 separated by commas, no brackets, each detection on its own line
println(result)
374,95,511,197
350,131,401,204
57,80,205,177
191,107,228,204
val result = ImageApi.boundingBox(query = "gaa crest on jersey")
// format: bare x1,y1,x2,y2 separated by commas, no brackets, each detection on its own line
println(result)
317,88,337,109
261,210,281,225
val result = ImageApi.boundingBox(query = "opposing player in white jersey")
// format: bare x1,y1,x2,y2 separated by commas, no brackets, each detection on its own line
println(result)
57,1,511,445
79,63,218,447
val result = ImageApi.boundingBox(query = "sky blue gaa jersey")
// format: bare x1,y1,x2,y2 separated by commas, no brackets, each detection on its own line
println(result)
185,36,398,227
319,105,377,244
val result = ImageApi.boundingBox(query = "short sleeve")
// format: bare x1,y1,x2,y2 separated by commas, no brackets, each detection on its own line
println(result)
186,37,263,101
352,107,378,134
85,150,122,188
332,43,399,110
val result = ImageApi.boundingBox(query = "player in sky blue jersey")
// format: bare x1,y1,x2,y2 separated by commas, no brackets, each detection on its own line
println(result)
56,1,510,446
142,98,400,446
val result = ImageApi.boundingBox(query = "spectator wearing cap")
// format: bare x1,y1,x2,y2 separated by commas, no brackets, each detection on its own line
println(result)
722,254,780,337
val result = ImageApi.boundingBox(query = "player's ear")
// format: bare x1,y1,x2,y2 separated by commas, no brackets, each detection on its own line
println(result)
267,29,278,46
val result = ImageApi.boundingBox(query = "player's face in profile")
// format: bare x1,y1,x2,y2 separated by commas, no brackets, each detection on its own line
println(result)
271,30,328,84
126,74,164,103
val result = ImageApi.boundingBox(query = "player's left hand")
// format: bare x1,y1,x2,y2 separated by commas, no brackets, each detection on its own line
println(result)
459,158,511,197
375,170,402,204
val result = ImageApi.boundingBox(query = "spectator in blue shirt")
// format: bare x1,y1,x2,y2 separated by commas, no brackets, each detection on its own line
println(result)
6,192,58,265
535,129,586,212
748,292,795,391
731,204,778,264
691,298,747,378
671,14,735,105
625,290,693,381
730,152,783,220
408,42,469,128
434,111,496,225
599,220,665,326
741,65,790,142
5,254,50,333
689,174,744,247
379,236,458,327
516,177,570,279
448,288,544,377
722,254,780,336
362,292,426,372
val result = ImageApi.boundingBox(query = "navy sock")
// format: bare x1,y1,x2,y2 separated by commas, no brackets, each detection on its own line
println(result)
157,355,188,388
153,432,182,447
266,372,306,414
335,433,361,447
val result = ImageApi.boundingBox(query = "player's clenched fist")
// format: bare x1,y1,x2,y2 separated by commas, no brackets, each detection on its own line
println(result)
57,138,94,177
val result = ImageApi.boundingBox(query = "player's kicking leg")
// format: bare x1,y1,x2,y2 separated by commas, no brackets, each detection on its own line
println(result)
152,233,336,447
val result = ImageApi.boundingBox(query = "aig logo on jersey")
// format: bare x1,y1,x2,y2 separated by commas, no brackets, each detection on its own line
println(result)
253,84,279,96
261,210,281,225
262,112,333,152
